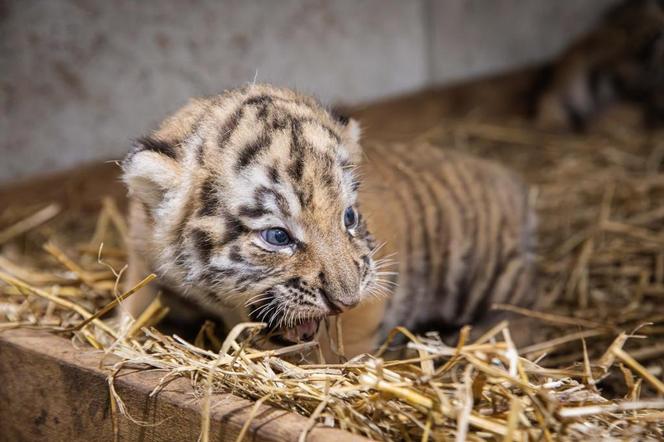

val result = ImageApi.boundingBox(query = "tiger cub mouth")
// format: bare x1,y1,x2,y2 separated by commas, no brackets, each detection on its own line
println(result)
257,315,326,346
279,318,322,344
249,293,331,345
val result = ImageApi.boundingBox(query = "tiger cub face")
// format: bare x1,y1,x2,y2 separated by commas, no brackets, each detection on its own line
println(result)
122,85,377,343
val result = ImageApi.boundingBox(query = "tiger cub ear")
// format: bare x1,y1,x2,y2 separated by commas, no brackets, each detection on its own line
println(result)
332,110,363,163
122,136,182,209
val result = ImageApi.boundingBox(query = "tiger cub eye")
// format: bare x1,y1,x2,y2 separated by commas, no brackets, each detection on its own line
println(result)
344,207,358,229
261,227,292,246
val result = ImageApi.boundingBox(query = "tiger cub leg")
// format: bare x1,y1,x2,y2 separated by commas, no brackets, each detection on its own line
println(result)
119,199,160,322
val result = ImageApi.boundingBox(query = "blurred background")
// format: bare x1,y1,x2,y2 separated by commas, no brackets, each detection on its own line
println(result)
1,0,620,184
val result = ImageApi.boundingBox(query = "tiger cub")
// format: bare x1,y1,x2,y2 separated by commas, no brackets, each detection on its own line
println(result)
121,84,535,359
535,0,664,130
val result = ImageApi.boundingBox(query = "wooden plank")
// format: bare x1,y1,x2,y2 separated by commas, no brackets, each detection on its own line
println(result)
0,330,368,442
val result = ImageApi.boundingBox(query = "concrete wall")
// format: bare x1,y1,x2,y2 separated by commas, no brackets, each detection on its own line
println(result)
429,0,620,83
1,0,618,184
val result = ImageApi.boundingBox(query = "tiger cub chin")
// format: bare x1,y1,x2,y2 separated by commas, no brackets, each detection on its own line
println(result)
121,84,536,360
535,0,664,131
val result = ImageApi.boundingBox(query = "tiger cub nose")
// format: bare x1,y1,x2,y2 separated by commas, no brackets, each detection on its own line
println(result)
323,290,360,313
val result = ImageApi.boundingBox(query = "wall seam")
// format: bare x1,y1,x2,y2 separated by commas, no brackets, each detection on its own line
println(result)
422,0,436,85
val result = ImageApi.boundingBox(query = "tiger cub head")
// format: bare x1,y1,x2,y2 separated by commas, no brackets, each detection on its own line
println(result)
122,84,378,344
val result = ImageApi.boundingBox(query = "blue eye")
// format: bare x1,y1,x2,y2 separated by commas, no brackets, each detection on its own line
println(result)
344,207,357,229
260,228,292,246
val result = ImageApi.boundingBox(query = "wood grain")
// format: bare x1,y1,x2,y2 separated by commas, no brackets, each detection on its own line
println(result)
0,330,368,442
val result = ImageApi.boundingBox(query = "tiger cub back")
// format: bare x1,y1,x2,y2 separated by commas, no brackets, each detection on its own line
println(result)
350,141,536,345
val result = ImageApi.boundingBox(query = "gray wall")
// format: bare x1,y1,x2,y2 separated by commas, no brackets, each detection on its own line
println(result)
1,0,617,184
430,0,620,83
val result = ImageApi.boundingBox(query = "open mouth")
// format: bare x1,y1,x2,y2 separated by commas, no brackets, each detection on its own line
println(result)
247,292,328,345
276,318,322,344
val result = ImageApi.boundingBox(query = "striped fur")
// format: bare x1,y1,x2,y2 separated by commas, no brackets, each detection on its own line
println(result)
357,142,535,342
535,0,664,130
122,84,535,357
122,85,375,342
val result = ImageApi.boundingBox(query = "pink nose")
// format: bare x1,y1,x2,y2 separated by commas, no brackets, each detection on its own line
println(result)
324,293,360,313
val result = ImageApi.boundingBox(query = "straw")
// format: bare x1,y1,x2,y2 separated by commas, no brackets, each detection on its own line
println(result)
2,118,664,440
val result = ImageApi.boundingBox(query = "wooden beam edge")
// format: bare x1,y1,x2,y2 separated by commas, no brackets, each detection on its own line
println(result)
0,329,369,442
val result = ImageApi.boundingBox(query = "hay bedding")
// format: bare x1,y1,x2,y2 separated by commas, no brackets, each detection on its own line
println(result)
1,121,664,441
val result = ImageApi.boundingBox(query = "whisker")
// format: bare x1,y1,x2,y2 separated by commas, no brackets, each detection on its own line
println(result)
253,300,274,319
286,307,296,328
370,282,395,296
372,251,396,261
369,242,388,256
374,278,398,287
244,294,272,307
373,260,399,271
272,303,286,326
366,286,390,300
